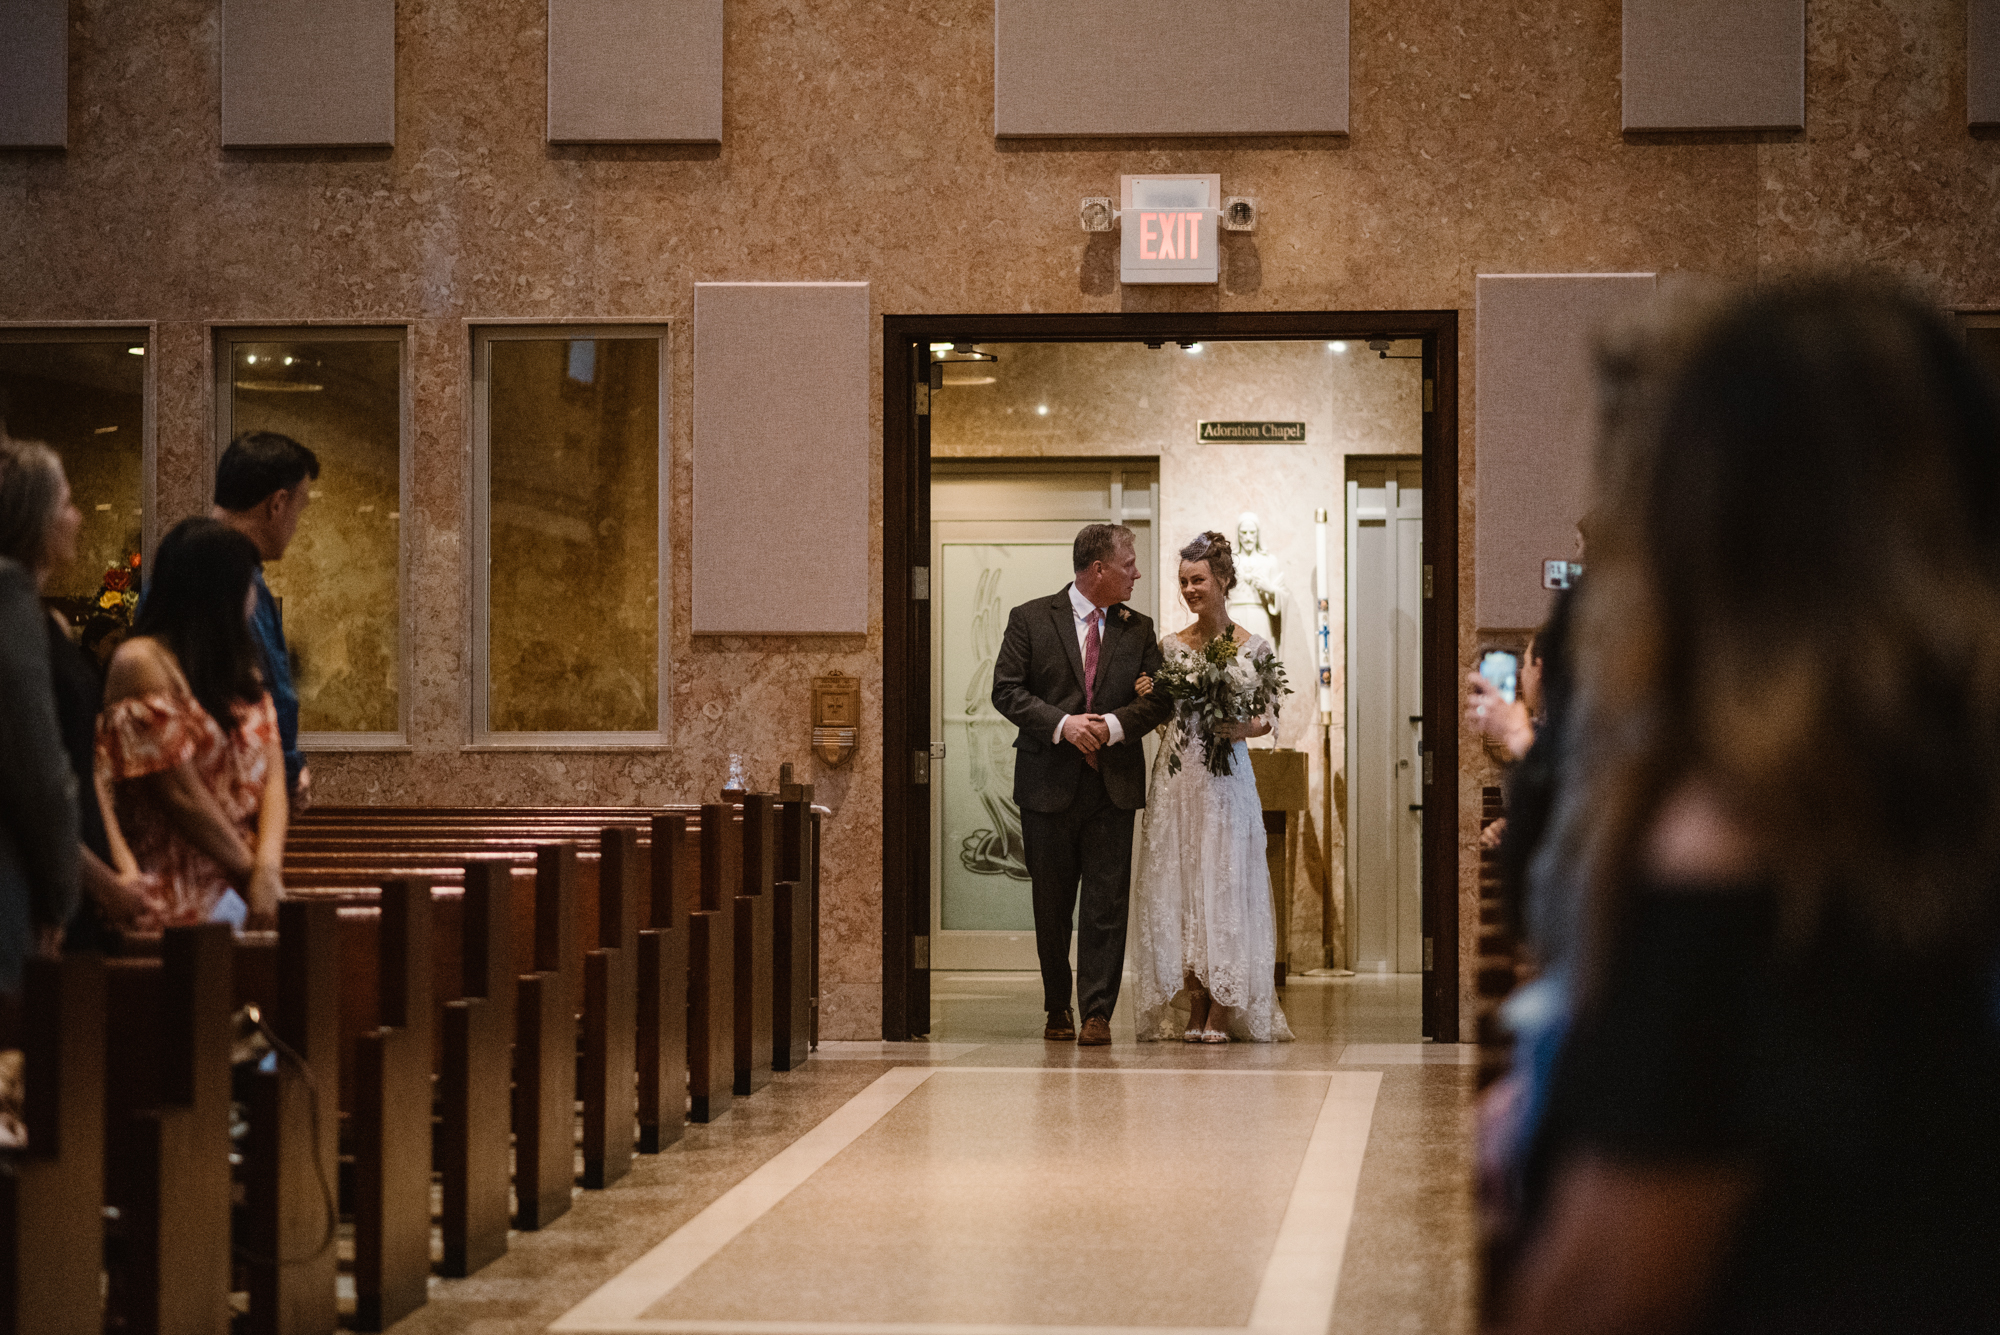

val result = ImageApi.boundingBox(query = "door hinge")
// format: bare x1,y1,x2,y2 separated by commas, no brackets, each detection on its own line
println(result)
1423,378,1435,413
914,378,931,417
1423,937,1435,971
913,743,945,785
913,935,931,969
912,566,930,601
1423,752,1434,786
1423,564,1434,599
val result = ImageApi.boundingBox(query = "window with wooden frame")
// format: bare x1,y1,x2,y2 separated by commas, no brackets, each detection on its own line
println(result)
214,325,409,745
471,324,668,745
0,326,154,662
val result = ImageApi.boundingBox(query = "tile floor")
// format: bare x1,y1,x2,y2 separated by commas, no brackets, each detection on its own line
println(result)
387,973,1474,1335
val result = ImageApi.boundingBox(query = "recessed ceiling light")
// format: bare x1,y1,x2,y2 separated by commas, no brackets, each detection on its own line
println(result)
126,346,144,356
930,342,955,352
1186,343,1203,353
1036,404,1049,416
1329,341,1347,353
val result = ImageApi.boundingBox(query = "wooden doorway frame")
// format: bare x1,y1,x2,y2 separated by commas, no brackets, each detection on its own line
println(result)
882,310,1462,1042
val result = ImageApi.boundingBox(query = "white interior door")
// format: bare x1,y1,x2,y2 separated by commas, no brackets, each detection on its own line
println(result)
1345,459,1424,973
931,464,1158,970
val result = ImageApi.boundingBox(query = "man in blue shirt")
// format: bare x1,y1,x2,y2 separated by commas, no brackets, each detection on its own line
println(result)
212,431,319,806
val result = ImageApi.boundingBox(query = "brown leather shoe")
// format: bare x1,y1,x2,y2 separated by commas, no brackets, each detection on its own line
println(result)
1078,1015,1112,1046
1043,1009,1077,1041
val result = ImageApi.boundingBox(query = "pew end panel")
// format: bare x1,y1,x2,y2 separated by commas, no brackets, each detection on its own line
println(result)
351,879,436,1333
1,953,106,1335
441,861,516,1278
581,828,641,1190
102,924,234,1335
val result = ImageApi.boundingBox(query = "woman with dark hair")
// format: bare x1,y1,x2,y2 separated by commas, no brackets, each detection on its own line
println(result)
1127,530,1293,1044
1500,276,2000,1332
96,517,286,929
0,436,153,948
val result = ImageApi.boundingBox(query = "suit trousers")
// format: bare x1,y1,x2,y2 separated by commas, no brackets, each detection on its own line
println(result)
1020,763,1135,1021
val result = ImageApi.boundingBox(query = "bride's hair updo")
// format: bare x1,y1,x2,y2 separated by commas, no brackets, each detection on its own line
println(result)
1179,530,1238,593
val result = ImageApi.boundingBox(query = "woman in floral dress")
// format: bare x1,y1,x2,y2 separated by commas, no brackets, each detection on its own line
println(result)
97,518,287,929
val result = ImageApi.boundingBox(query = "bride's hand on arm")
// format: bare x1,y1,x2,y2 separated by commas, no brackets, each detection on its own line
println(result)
1133,675,1153,698
1217,716,1272,741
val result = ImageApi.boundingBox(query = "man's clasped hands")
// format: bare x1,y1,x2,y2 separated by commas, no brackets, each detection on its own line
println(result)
1061,713,1114,754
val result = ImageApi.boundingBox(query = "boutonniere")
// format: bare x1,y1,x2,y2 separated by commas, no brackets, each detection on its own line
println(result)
1116,606,1132,624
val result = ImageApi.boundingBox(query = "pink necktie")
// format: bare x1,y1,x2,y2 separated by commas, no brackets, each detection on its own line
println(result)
1083,609,1102,769
1083,609,1102,711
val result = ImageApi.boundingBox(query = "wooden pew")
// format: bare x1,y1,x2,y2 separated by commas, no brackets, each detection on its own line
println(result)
282,846,584,1233
283,865,537,1263
350,879,435,1332
516,844,579,1229
688,805,736,1123
1,953,106,1335
582,828,640,1188
440,862,514,1277
735,797,776,1099
234,902,341,1335
639,815,690,1152
103,924,233,1335
773,793,816,1071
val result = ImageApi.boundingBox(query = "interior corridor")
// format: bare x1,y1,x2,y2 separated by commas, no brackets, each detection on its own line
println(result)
388,975,1475,1335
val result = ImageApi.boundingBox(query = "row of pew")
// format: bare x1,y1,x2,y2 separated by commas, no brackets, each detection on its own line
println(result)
0,793,822,1335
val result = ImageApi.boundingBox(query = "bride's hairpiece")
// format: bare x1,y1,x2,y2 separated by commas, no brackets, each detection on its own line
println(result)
1179,530,1238,593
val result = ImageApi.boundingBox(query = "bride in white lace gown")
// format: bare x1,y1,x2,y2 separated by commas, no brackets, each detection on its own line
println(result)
1132,532,1294,1044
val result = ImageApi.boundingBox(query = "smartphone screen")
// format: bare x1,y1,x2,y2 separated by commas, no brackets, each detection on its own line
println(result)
1478,650,1519,704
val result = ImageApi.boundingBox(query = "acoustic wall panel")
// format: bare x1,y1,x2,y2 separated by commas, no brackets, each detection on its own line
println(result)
693,283,869,635
994,0,1347,138
548,0,723,143
1621,0,1803,132
0,0,66,149
221,0,395,147
1973,0,2000,128
1475,273,1657,631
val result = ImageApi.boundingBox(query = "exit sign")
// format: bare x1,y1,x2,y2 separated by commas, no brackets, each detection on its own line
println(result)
1121,174,1220,285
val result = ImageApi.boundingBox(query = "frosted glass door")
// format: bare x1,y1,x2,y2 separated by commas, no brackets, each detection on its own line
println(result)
930,464,1157,971
937,541,1077,936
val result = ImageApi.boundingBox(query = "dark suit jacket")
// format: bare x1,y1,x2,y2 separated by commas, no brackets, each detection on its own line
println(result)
990,585,1173,814
0,557,80,993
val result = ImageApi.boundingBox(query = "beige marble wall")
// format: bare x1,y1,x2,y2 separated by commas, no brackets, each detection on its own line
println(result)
933,338,1423,970
5,0,1997,1037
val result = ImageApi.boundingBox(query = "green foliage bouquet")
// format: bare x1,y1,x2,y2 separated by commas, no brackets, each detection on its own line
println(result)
1153,632,1290,776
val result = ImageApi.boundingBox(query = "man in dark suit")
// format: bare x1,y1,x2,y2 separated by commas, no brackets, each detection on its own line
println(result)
991,523,1171,1045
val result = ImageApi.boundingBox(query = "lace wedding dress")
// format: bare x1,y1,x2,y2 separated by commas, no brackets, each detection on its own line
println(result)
1132,633,1295,1043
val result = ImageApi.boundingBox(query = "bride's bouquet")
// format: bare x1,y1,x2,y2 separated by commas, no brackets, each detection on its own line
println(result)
1152,633,1290,777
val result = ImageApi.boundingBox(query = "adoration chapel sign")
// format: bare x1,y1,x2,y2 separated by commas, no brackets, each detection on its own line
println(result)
1199,421,1307,443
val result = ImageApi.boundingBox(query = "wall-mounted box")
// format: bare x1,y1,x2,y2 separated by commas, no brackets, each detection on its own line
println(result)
0,0,66,149
1621,0,1804,132
548,0,723,143
222,0,396,147
995,0,1348,138
1474,273,1658,630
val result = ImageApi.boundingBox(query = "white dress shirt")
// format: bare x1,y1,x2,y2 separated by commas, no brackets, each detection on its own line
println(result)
1053,582,1127,747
